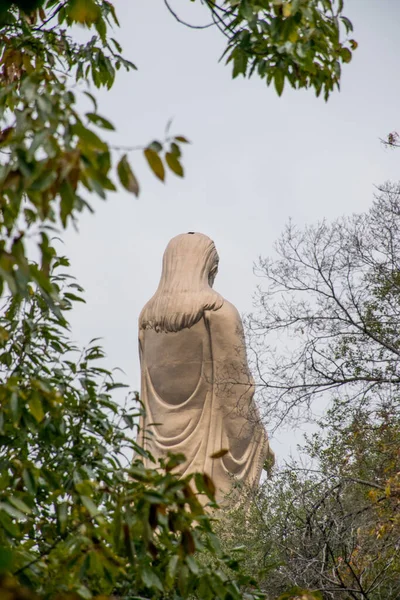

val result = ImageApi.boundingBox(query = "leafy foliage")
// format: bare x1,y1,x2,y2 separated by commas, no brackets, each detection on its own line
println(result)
0,0,358,306
218,401,400,599
0,262,263,600
203,0,356,100
0,0,188,306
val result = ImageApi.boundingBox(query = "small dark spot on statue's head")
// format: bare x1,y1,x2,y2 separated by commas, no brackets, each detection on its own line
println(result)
187,231,195,234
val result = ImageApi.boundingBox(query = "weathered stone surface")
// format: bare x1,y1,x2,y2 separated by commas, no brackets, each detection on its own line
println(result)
138,232,273,502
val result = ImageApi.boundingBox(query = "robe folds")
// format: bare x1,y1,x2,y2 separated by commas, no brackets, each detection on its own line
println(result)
138,299,273,502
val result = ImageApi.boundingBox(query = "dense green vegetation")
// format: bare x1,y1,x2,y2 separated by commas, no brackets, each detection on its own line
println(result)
169,0,356,99
0,261,262,599
219,400,400,599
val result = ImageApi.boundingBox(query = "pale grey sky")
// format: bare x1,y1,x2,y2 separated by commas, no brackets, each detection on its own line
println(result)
64,0,400,459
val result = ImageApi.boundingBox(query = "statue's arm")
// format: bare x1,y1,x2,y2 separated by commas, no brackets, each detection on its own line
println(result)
207,300,254,391
208,300,275,470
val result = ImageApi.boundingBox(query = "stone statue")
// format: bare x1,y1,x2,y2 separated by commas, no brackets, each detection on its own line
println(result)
138,232,273,502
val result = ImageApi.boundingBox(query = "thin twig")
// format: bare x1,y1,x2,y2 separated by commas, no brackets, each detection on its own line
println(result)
164,0,215,29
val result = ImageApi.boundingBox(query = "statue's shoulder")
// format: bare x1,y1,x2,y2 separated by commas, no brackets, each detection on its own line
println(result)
205,298,246,356
216,298,240,318
206,297,242,330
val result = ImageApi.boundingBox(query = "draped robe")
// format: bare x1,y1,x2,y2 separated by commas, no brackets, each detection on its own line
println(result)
138,299,271,502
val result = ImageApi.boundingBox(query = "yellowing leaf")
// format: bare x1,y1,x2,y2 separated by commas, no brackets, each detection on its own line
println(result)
29,397,44,422
202,473,216,498
0,327,9,341
117,154,139,196
210,448,229,459
165,152,184,177
282,2,292,17
341,47,352,63
144,148,165,182
68,0,100,25
174,136,190,144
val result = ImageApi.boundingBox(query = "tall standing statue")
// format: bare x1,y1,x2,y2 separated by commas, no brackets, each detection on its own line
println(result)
138,232,273,502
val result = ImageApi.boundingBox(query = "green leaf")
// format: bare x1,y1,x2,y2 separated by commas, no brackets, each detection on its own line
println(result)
166,555,179,587
86,112,115,130
81,496,104,524
72,122,108,151
274,70,285,96
59,179,76,227
178,563,189,596
10,393,20,425
0,502,26,520
232,50,248,78
56,502,68,535
195,472,205,495
75,585,92,600
186,554,200,574
340,15,354,33
0,547,13,573
165,152,184,177
0,512,19,537
110,38,122,53
83,91,98,111
8,497,32,515
144,148,165,182
64,292,86,303
149,140,163,152
22,469,37,495
170,142,181,157
341,47,352,63
117,154,139,196
95,16,107,43
30,170,57,192
141,565,164,591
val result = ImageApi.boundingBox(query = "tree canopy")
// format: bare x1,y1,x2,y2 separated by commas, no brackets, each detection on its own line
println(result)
0,260,264,600
168,0,356,99
218,399,400,599
0,0,191,309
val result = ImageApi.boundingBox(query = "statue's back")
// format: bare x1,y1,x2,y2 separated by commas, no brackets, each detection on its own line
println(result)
143,322,205,407
137,232,273,502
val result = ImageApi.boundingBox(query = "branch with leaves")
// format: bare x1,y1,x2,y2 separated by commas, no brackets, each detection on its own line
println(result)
172,0,357,100
0,0,189,309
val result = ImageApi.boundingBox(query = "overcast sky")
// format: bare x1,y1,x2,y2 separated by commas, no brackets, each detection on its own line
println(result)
63,0,400,460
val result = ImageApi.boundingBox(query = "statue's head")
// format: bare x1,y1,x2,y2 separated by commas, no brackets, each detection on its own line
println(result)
163,232,219,288
139,232,224,333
